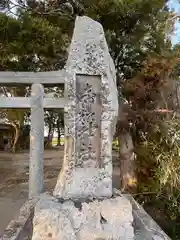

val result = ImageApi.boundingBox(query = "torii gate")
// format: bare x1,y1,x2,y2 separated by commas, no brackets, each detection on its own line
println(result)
0,70,68,198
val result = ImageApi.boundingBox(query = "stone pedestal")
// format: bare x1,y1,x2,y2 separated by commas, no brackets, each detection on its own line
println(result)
32,193,134,240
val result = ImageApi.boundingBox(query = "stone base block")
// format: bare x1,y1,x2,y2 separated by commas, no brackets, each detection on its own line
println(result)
53,168,112,200
32,193,134,240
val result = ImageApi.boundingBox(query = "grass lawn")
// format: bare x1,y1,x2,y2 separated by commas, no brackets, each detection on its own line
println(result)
52,137,64,145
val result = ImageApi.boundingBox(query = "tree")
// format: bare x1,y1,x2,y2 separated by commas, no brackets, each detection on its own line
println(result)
56,110,64,146
0,85,29,151
0,7,69,151
119,47,178,185
0,0,174,79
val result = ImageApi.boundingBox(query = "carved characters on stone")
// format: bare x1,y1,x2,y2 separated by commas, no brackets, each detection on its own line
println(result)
75,75,101,168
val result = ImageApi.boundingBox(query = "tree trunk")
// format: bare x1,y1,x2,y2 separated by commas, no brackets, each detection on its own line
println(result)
119,131,137,193
12,123,20,152
46,125,53,148
47,125,52,140
57,127,61,146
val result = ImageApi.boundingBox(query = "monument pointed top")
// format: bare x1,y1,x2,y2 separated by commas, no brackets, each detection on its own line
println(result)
66,15,114,78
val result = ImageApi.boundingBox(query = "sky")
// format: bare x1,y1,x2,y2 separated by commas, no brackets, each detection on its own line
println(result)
169,0,180,45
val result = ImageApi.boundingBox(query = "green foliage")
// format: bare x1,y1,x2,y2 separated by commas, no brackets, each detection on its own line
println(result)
121,44,180,238
172,44,180,78
0,12,69,71
136,120,180,192
0,6,68,151
82,0,173,81
135,119,180,239
0,0,174,76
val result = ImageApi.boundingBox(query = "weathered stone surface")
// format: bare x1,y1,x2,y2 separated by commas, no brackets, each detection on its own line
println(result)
32,194,134,240
54,16,118,199
126,194,171,240
1,194,44,240
29,84,44,199
32,194,76,240
54,168,112,200
1,192,172,240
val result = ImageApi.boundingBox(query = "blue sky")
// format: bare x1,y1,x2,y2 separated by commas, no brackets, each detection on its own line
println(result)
169,0,180,45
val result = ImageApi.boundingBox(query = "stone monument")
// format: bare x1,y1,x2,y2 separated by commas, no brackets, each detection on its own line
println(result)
31,16,134,240
53,15,118,200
